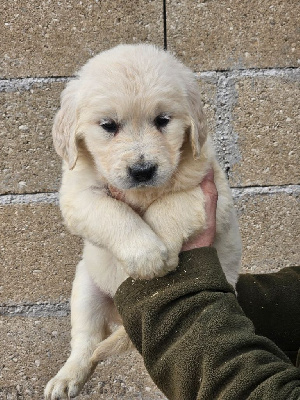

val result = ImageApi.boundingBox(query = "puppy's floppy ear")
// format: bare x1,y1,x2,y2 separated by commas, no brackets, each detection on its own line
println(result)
186,80,208,160
52,79,80,170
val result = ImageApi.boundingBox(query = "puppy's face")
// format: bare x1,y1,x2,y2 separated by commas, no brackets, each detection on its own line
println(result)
53,45,207,189
78,78,189,190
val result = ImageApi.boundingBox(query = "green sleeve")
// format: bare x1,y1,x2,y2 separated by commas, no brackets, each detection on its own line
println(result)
237,266,300,366
114,247,300,400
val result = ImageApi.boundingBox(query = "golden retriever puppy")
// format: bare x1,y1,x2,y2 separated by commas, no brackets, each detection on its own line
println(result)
45,44,242,399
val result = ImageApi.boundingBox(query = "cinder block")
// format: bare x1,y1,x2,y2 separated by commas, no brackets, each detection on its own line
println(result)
0,316,165,399
1,1,164,78
230,75,299,186
0,203,81,305
198,75,217,138
235,191,300,274
168,0,299,71
0,81,63,194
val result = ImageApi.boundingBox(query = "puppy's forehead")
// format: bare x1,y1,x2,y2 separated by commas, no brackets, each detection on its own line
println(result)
79,46,189,118
85,91,185,122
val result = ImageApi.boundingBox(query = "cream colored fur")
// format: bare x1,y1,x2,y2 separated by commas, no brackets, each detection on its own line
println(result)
45,44,242,399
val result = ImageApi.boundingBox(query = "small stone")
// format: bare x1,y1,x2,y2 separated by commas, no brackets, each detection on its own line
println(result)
18,125,29,131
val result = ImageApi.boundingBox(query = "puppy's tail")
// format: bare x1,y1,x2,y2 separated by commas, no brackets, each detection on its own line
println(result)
90,325,133,365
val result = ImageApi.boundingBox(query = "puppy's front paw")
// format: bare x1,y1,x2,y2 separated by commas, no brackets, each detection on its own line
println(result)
166,251,179,272
121,233,169,279
44,360,94,399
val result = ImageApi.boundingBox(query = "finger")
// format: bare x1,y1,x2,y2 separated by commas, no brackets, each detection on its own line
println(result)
200,169,218,201
201,168,214,184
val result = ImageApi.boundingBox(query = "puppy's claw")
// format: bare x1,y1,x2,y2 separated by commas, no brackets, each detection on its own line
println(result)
68,383,80,399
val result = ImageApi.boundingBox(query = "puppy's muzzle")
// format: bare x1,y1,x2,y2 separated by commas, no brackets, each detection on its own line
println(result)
128,162,157,184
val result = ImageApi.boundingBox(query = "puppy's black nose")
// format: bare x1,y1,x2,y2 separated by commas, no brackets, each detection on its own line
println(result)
128,163,157,183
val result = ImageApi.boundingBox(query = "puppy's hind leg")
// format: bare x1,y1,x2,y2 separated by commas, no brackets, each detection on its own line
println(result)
90,325,133,365
45,260,112,400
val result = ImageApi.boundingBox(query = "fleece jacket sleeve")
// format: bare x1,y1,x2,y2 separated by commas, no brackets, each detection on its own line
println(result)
114,247,300,400
237,266,300,366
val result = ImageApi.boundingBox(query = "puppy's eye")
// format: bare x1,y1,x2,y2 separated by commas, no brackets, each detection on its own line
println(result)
100,119,119,135
154,114,171,131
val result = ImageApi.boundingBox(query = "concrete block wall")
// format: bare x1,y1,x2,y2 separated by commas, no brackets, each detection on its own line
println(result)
1,0,299,398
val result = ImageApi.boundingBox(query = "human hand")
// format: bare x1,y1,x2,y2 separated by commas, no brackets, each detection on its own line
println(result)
181,169,218,251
